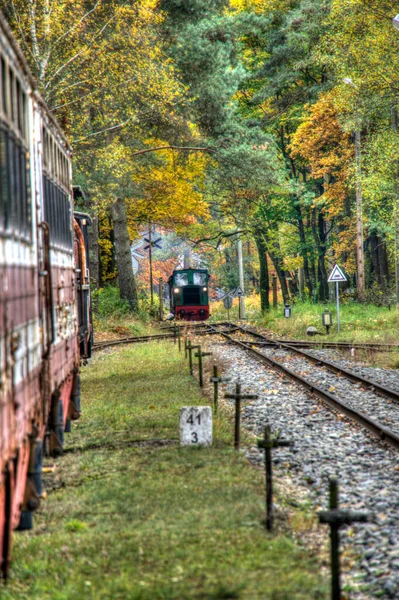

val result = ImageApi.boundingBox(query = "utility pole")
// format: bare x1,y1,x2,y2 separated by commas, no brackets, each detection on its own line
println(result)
148,222,154,305
237,239,246,319
391,106,399,307
354,129,365,302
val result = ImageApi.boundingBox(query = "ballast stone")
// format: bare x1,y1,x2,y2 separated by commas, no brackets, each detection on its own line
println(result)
180,406,212,447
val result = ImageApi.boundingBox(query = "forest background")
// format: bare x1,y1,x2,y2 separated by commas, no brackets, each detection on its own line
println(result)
3,0,399,316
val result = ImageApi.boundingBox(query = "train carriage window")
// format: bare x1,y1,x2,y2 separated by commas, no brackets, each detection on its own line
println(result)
6,133,14,231
12,138,21,230
21,92,26,140
20,145,29,236
1,58,7,118
16,79,21,132
0,130,9,229
9,69,15,126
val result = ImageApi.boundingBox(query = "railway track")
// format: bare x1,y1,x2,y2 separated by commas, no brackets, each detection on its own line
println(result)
92,321,234,350
94,320,398,352
208,324,399,452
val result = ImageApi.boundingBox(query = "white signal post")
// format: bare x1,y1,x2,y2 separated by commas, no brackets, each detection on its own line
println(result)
328,264,347,333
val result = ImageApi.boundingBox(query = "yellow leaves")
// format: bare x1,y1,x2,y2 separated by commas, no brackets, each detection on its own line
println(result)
130,144,209,228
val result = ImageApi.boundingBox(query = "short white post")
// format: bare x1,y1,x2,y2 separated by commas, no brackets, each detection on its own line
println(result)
180,407,212,447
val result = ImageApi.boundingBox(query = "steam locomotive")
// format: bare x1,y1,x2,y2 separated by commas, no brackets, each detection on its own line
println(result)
0,14,92,577
168,268,210,320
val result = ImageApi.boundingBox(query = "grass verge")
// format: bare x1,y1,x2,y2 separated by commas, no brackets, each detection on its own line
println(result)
210,295,399,365
1,342,327,600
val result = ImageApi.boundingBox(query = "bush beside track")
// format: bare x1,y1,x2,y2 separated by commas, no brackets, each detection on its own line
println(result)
1,342,328,600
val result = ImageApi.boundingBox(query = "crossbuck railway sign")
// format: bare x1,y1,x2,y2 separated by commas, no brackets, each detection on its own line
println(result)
328,264,347,333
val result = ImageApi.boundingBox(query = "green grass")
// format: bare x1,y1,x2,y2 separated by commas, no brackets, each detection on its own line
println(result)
211,295,399,345
92,286,162,340
1,342,328,600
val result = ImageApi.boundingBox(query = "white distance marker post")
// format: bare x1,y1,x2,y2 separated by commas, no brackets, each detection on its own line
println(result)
180,407,212,447
327,264,347,334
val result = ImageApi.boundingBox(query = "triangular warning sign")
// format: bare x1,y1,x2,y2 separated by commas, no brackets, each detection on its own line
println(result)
235,286,244,297
328,264,347,283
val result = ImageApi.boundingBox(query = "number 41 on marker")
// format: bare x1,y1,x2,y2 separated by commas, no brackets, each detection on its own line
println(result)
186,414,201,426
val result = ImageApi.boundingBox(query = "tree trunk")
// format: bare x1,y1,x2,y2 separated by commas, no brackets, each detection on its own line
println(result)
390,107,399,305
378,238,390,288
88,214,100,313
295,203,314,298
285,270,299,297
311,207,329,302
369,232,390,289
111,197,139,312
355,129,365,302
268,248,289,304
255,234,269,311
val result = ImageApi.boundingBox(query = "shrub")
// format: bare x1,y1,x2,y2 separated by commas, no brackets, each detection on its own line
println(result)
92,286,130,319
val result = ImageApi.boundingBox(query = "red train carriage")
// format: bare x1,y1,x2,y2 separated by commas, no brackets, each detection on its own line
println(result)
0,14,92,578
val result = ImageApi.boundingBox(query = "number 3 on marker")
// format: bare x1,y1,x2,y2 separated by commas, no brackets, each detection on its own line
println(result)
191,431,198,443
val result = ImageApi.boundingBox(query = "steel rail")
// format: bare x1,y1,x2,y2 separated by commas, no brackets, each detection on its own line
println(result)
275,340,399,351
208,325,399,452
272,342,399,404
92,322,237,351
233,325,399,404
253,341,399,352
230,325,399,352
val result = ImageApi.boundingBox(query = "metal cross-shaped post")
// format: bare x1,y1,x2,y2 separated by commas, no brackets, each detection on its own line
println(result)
257,425,293,532
225,380,258,450
210,365,231,414
186,341,199,376
194,345,213,387
319,477,369,600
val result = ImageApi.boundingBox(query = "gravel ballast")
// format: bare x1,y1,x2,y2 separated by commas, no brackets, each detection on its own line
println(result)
212,342,399,599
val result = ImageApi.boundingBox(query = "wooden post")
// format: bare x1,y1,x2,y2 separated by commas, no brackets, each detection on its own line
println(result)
159,278,164,321
210,366,231,414
272,276,278,308
187,341,199,376
257,425,293,531
319,477,369,600
225,382,257,449
194,346,212,387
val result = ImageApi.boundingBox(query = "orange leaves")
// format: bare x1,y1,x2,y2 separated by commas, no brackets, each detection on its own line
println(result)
290,92,353,215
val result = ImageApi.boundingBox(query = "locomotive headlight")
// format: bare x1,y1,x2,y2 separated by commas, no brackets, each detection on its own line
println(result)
174,287,180,294
203,287,207,292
